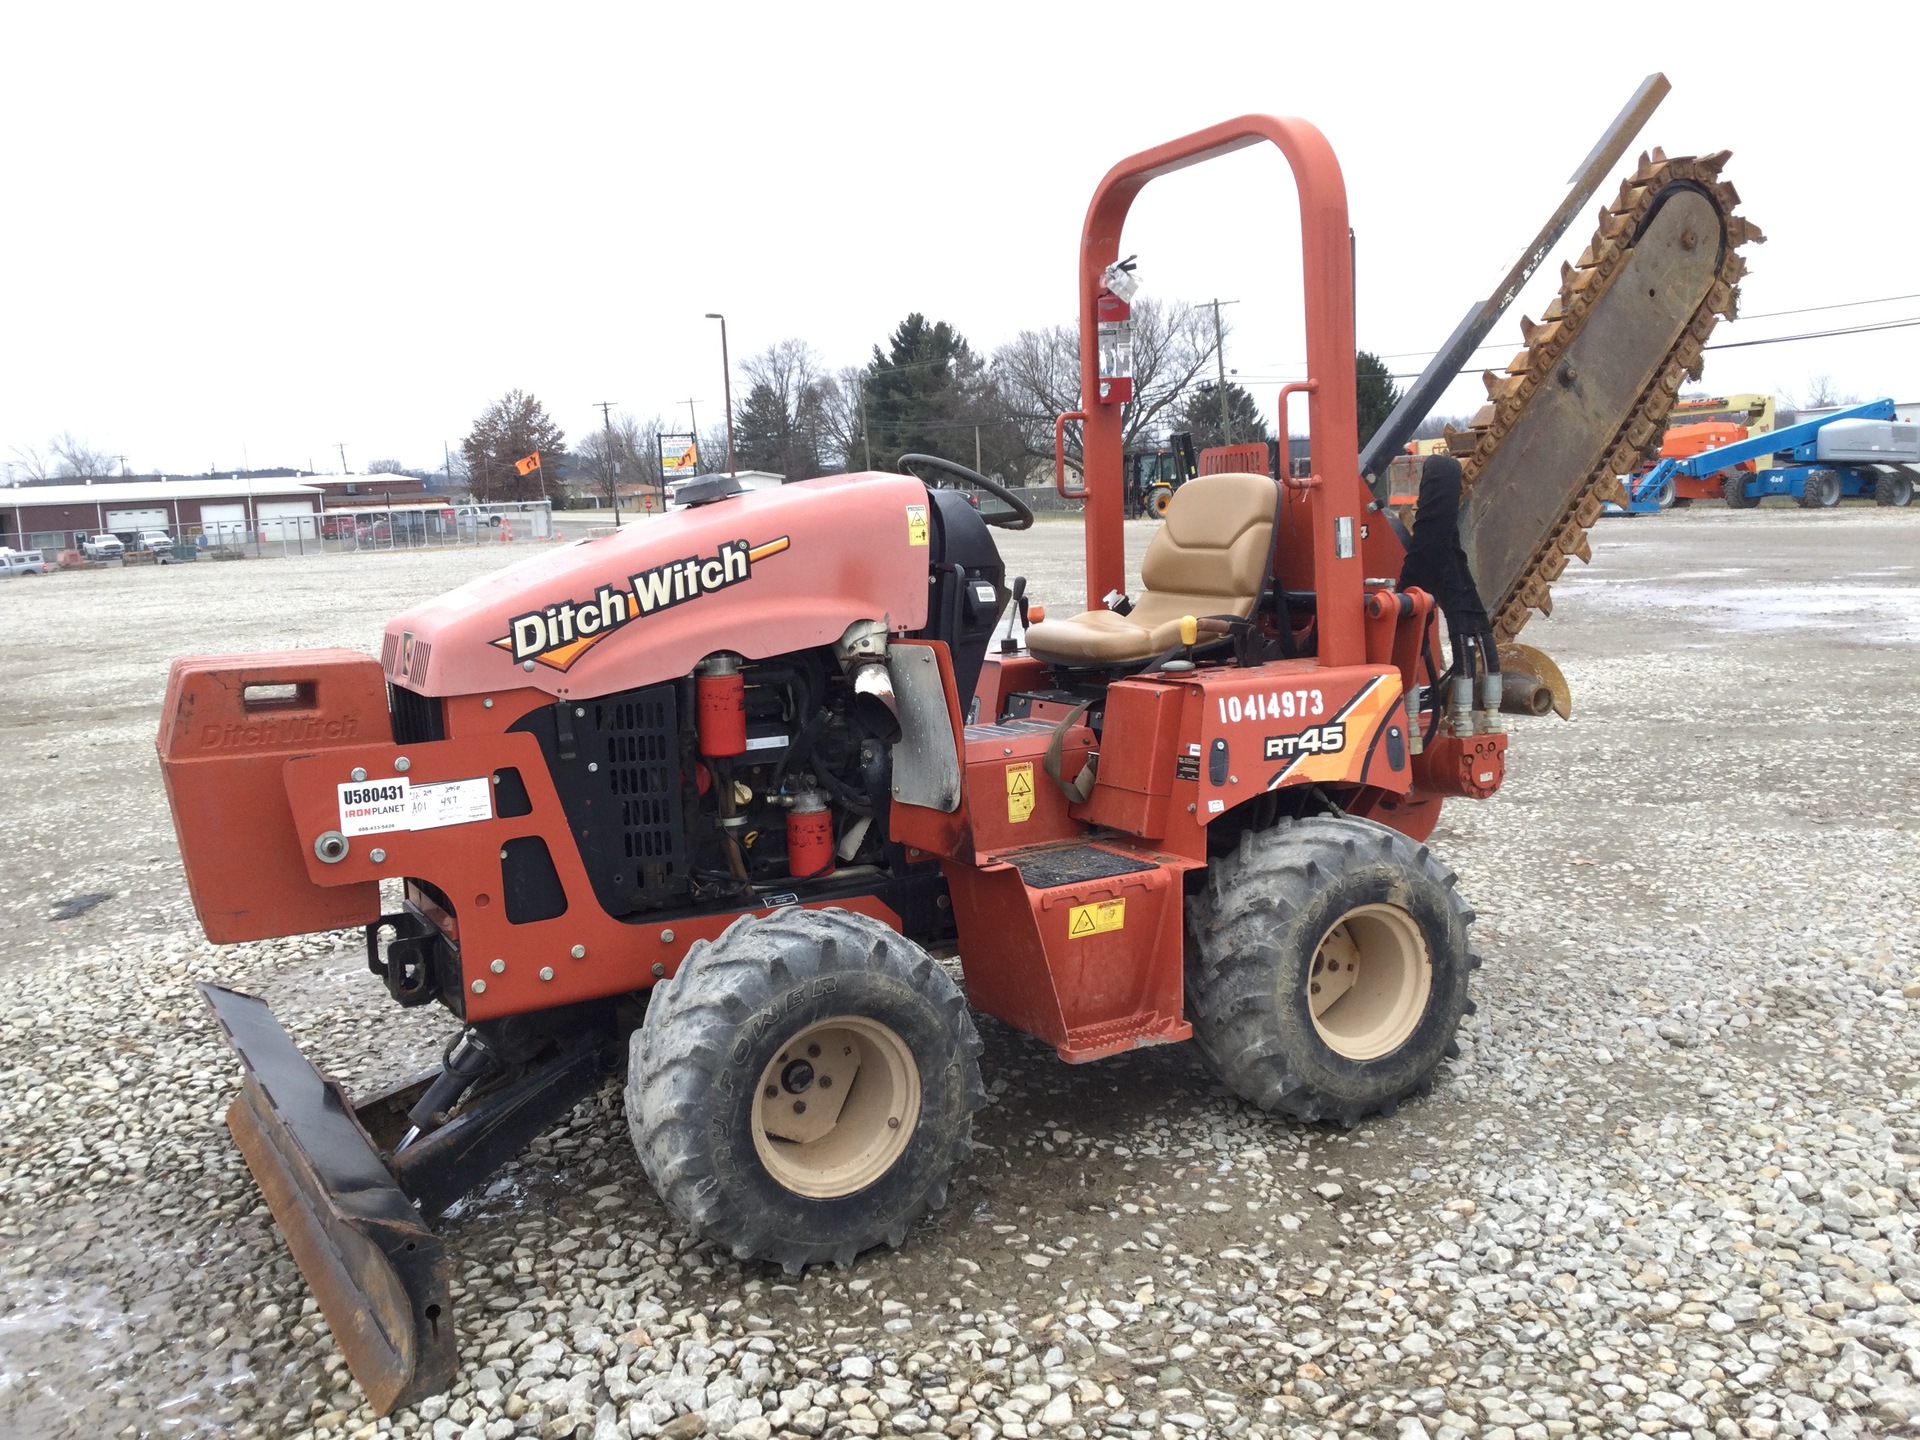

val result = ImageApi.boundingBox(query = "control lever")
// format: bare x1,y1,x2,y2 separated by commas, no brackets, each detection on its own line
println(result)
1001,576,1030,653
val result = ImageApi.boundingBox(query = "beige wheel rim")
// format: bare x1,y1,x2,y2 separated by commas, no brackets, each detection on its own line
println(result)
1307,904,1432,1061
750,1014,920,1199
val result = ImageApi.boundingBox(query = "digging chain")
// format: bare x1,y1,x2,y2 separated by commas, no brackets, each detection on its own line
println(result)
1443,149,1765,642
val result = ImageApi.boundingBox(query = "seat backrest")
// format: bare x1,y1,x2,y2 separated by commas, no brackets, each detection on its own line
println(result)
1139,472,1277,604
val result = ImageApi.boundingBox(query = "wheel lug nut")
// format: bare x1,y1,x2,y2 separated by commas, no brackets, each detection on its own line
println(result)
887,1117,900,1129
808,1044,821,1058
793,1101,806,1114
765,1086,777,1099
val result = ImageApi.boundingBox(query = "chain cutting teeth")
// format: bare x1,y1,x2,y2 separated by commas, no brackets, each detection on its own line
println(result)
1448,151,1765,643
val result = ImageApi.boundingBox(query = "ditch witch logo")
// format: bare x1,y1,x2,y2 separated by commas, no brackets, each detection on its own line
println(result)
493,536,790,672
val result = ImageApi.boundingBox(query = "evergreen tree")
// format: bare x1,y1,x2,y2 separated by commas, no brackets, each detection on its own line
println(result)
862,314,973,471
1355,351,1402,450
734,381,789,474
1177,381,1273,452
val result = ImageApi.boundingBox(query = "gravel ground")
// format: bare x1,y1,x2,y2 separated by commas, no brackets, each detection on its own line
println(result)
3,505,1919,1440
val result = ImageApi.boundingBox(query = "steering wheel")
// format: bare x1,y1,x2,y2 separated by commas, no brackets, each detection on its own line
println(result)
896,453,1034,531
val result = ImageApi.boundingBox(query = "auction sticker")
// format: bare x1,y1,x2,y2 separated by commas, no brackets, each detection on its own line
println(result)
337,778,410,835
409,778,494,830
337,776,494,836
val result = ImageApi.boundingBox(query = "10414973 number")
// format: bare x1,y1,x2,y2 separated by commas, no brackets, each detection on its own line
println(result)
1264,723,1346,760
1219,689,1323,724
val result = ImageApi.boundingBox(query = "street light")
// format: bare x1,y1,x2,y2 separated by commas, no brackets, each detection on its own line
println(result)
704,313,737,476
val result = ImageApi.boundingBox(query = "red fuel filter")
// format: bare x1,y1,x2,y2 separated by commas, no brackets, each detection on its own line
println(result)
695,654,746,757
786,790,834,878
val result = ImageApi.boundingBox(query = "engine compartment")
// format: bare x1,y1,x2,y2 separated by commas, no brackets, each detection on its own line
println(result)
412,486,1009,930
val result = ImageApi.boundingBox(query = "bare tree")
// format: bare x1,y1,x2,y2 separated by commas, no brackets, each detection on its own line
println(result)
816,365,869,471
9,445,52,482
1787,374,1858,409
695,423,733,477
1411,413,1475,441
737,339,835,479
991,298,1220,466
575,412,651,510
49,433,117,478
12,434,115,480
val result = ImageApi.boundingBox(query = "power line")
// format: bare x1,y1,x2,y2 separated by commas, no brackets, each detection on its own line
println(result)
1230,314,1920,385
1244,289,1920,378
1700,315,1920,352
1734,291,1920,323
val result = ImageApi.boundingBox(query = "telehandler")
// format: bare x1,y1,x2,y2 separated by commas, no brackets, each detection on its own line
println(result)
160,93,1757,1411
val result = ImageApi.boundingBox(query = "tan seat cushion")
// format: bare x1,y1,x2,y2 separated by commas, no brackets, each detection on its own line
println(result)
1025,473,1277,666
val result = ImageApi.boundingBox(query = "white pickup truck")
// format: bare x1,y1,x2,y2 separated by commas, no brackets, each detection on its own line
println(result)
136,530,179,563
80,533,125,560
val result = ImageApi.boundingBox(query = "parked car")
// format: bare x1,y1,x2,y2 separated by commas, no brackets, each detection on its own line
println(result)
136,530,179,563
0,548,48,576
80,533,125,559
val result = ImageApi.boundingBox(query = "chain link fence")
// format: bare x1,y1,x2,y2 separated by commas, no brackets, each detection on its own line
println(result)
6,502,558,568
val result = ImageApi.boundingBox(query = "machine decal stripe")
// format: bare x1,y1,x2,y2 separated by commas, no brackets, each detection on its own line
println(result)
1263,675,1388,791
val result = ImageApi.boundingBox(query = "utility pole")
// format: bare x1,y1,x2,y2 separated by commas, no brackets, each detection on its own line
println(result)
859,388,872,471
115,455,129,477
704,314,737,476
444,441,455,492
595,400,622,526
1208,299,1240,446
974,426,982,475
336,442,349,475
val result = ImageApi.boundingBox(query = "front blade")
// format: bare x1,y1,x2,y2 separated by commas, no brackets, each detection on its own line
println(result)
201,984,456,1415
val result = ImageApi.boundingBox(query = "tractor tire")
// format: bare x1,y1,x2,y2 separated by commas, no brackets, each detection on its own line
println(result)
626,908,983,1271
1723,471,1759,509
1875,472,1914,507
1148,485,1173,519
1798,469,1841,509
1185,816,1475,1126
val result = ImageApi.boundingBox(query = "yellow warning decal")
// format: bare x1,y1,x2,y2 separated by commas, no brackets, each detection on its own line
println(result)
906,504,929,546
1006,761,1034,822
1068,899,1125,937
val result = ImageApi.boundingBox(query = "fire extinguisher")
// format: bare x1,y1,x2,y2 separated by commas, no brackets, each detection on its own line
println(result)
1096,255,1140,405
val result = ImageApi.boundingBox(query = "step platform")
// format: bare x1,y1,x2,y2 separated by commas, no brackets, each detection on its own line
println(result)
942,839,1196,1063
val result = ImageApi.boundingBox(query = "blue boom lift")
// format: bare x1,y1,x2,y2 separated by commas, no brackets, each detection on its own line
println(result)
1622,398,1919,512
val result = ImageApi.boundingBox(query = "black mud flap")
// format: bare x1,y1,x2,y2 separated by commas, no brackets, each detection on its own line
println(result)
200,984,456,1415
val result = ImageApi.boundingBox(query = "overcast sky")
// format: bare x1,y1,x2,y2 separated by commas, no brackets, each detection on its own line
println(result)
5,1,1915,479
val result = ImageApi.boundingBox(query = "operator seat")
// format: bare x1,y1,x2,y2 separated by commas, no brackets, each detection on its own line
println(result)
1025,472,1279,666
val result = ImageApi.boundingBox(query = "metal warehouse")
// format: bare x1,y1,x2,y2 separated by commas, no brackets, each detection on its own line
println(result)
1,478,324,551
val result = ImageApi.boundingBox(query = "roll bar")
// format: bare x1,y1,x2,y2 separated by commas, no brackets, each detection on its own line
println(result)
1072,116,1365,667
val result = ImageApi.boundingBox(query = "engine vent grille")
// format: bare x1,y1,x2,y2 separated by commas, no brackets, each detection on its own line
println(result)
511,682,689,918
388,683,446,744
596,688,684,898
